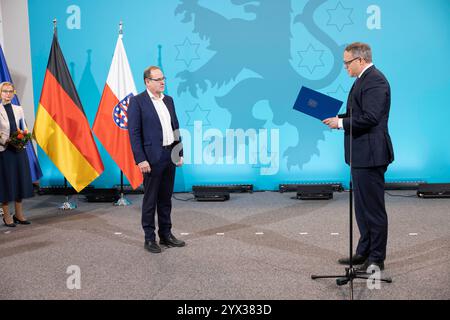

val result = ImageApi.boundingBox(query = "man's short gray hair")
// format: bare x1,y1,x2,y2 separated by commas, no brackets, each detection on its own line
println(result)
143,66,161,82
345,42,372,63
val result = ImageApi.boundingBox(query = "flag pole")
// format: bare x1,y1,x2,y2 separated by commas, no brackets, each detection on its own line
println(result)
114,170,131,206
53,18,57,36
52,18,76,210
59,179,77,210
114,20,132,206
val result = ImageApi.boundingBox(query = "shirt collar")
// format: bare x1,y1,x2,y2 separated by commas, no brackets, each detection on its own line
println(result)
147,89,164,101
358,63,374,78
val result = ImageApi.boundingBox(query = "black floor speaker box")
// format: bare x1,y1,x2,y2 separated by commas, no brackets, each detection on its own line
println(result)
84,188,120,202
417,183,450,198
192,186,230,201
296,185,334,200
194,191,230,201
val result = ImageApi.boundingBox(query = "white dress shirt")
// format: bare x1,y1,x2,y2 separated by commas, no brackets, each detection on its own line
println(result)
147,90,174,146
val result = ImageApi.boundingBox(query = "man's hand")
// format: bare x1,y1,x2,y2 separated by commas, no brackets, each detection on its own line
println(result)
323,116,340,129
138,161,151,174
176,157,184,167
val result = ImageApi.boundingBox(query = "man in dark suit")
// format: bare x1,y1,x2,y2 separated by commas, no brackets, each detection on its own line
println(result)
323,42,394,272
128,66,185,254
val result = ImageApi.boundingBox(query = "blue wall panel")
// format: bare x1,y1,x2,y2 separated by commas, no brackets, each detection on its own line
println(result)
28,0,450,191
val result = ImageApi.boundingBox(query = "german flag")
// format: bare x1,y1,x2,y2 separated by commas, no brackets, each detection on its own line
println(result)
33,34,104,192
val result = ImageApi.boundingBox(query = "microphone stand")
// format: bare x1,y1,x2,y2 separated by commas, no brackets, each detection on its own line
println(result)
311,80,392,299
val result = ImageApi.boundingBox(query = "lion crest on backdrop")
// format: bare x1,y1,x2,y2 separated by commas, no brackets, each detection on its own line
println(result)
175,0,345,169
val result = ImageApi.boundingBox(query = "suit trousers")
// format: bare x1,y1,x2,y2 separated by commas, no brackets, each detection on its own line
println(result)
352,165,388,263
142,148,176,242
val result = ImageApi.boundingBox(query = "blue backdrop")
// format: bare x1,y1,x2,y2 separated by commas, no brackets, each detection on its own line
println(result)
28,0,450,191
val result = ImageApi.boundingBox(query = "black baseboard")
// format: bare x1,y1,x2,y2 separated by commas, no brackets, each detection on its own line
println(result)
385,181,425,190
37,185,94,195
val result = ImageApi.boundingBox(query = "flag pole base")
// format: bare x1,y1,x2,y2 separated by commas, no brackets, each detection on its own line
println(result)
114,193,132,206
59,196,77,210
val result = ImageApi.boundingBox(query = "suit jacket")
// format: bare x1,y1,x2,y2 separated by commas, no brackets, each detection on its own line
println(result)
338,65,394,168
128,91,182,165
0,103,27,152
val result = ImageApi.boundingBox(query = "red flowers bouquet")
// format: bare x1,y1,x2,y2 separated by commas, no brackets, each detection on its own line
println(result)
8,129,32,151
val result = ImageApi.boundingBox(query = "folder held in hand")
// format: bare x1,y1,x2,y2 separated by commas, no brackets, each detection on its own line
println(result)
293,86,343,121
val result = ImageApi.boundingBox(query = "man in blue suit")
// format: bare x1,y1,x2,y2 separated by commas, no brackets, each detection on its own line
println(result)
128,66,185,254
323,42,394,272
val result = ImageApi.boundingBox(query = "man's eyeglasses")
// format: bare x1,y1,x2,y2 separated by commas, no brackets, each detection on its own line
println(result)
1,90,15,94
147,77,166,82
343,57,361,66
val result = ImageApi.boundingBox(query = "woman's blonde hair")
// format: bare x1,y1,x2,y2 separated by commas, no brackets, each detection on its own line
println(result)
0,81,15,92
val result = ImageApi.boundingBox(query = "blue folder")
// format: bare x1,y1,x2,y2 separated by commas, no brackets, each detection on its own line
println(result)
293,86,343,121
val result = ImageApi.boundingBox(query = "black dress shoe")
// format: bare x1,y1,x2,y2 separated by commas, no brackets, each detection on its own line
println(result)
2,217,16,228
144,241,162,253
338,254,368,265
13,215,31,225
356,260,384,273
160,233,186,247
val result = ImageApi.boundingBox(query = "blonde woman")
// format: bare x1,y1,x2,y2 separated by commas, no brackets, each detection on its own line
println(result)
0,82,33,227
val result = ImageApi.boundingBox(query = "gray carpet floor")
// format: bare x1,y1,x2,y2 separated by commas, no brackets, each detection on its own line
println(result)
0,190,449,300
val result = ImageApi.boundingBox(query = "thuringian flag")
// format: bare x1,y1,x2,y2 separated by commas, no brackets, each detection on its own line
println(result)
92,34,142,189
33,34,104,192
